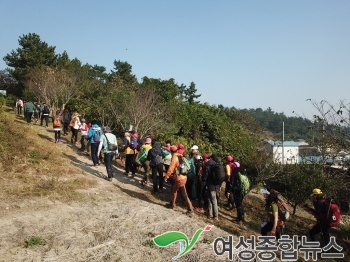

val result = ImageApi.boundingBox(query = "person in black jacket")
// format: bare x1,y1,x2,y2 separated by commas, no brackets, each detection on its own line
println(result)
202,154,221,221
147,141,165,193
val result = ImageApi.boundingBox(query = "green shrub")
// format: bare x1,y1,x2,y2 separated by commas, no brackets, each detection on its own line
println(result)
25,236,46,248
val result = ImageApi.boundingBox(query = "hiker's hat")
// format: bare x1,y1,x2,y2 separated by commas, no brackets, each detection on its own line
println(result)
226,155,234,162
191,145,199,150
310,188,323,196
202,153,209,160
260,188,270,195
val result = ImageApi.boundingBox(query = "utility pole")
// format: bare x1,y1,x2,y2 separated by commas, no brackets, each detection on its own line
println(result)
282,121,285,165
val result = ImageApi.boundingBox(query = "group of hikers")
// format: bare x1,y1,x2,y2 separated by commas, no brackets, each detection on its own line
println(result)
14,98,341,250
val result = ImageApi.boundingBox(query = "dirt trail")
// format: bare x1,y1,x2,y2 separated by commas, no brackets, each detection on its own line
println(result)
0,125,243,262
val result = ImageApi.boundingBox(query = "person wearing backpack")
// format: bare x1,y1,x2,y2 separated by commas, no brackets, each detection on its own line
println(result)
70,112,81,144
79,118,89,152
40,103,50,127
24,100,35,124
53,110,62,143
139,137,152,186
98,126,118,181
62,109,71,136
164,145,194,216
195,153,209,213
228,163,247,225
122,130,136,177
261,188,281,239
308,188,332,247
87,121,102,166
147,141,165,193
201,154,221,221
185,152,197,201
224,155,236,211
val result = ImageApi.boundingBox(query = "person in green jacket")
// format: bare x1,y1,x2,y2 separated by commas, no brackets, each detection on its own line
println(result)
24,100,35,124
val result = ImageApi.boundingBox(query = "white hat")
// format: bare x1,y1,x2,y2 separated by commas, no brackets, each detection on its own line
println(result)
260,188,270,195
191,145,199,150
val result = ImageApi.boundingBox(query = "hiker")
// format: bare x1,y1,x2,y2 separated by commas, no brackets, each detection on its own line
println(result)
177,143,185,156
147,141,165,193
40,103,50,127
53,110,62,143
308,188,331,247
185,152,197,201
139,137,152,185
87,121,102,166
131,131,141,174
195,153,209,213
70,112,81,144
202,154,221,221
228,162,246,225
23,100,35,124
261,188,281,239
98,126,118,181
33,102,40,123
16,98,23,115
62,109,71,136
122,130,136,177
163,140,171,153
224,155,236,210
79,118,89,152
164,145,194,216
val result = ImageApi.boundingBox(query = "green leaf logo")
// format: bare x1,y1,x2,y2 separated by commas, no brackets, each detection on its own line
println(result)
153,225,213,260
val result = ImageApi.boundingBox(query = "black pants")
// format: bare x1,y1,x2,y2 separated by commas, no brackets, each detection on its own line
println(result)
71,127,78,143
63,123,69,135
41,114,49,127
186,177,197,201
152,163,164,192
26,112,33,123
17,106,22,115
196,179,208,209
261,221,281,240
125,154,135,174
91,143,99,166
104,152,115,178
310,221,330,247
234,192,245,222
54,131,61,141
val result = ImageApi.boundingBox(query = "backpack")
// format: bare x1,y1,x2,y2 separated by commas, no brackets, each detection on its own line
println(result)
277,199,291,222
150,154,163,167
63,112,70,123
53,117,61,127
43,105,50,114
239,173,250,196
93,129,102,143
211,163,226,185
323,199,341,227
177,155,191,175
130,136,138,150
137,147,150,163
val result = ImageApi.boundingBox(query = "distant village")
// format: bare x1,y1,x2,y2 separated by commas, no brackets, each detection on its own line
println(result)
265,139,350,169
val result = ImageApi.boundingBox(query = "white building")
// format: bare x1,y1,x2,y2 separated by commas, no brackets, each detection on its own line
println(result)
266,140,299,164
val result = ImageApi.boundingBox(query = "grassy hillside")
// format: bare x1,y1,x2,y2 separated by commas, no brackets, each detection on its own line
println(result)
0,104,349,261
0,106,96,202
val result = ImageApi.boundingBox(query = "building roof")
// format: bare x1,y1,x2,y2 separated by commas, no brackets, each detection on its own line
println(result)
267,140,299,147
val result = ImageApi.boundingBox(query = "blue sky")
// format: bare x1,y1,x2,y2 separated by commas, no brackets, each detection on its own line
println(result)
1,1,349,118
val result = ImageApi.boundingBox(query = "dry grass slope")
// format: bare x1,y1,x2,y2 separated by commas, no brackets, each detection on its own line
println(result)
0,105,349,261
